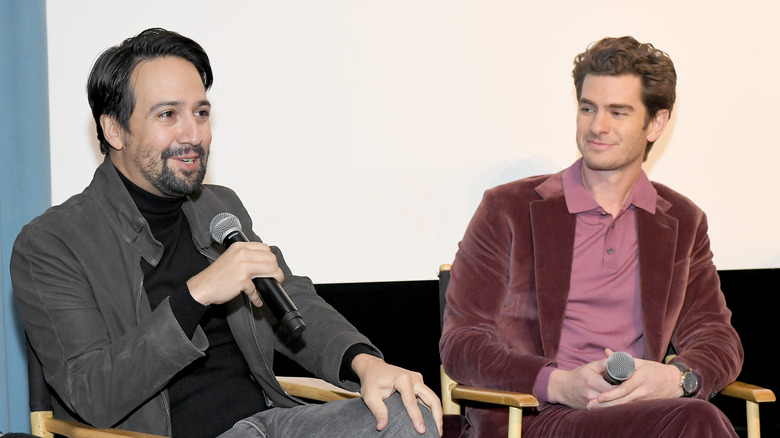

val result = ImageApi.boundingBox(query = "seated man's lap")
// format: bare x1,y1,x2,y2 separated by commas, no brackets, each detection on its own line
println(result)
521,398,737,438
218,392,439,438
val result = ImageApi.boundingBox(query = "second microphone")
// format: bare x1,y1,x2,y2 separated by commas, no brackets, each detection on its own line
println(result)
209,212,306,337
604,351,636,384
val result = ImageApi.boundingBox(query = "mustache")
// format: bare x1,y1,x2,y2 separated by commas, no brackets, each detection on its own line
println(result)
161,145,206,160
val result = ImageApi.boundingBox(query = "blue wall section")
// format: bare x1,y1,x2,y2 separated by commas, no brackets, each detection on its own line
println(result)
0,0,50,433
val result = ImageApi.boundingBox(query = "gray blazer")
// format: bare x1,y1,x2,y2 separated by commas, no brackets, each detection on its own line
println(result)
12,156,378,435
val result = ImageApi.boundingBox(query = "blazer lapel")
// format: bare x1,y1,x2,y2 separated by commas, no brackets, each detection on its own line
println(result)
530,196,576,359
637,203,678,361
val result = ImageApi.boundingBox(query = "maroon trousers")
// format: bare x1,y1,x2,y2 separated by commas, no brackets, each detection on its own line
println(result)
460,398,737,438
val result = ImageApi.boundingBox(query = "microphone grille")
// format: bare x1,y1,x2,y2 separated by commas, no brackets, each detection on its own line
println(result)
606,351,636,381
210,212,242,243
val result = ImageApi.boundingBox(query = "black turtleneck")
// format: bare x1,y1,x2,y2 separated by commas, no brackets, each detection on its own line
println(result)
116,168,267,438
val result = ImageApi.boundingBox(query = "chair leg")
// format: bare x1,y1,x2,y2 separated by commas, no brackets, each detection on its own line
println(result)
30,411,54,438
745,400,760,438
440,366,461,415
508,406,522,438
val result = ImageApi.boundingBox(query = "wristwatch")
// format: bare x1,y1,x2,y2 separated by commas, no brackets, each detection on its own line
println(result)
670,361,700,397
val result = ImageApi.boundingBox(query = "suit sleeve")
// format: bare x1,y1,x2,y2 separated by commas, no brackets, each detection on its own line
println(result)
12,222,207,428
668,212,743,399
237,213,382,391
439,190,552,395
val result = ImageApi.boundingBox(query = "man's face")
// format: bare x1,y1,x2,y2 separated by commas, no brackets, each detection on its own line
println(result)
576,74,665,175
108,56,212,198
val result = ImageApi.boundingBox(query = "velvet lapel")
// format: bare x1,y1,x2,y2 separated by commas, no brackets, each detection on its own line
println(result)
530,196,576,359
636,204,678,361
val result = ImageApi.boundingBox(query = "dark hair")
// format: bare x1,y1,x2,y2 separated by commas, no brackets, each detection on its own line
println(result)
572,36,676,158
87,28,213,154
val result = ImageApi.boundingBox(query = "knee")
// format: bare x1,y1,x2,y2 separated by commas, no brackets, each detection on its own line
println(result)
384,392,440,438
218,416,269,438
667,399,736,437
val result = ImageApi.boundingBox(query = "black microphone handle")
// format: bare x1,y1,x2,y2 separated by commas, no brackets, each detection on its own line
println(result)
604,371,623,385
222,230,306,337
251,277,306,336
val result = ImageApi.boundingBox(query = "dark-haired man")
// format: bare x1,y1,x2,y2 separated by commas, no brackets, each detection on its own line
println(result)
12,28,441,438
440,36,743,437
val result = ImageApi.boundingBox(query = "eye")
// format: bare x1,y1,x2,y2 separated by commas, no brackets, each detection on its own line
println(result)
195,108,210,118
159,110,175,119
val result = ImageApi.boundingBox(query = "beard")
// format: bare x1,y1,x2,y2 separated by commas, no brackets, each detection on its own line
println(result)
139,145,208,198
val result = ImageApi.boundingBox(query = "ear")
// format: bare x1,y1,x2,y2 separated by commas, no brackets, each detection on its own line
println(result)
100,115,125,152
646,109,670,143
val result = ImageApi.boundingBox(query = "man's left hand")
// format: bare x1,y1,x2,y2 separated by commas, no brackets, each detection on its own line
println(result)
587,349,684,409
351,354,443,436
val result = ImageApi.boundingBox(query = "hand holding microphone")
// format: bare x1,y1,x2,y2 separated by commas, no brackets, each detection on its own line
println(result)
604,351,635,384
209,212,306,337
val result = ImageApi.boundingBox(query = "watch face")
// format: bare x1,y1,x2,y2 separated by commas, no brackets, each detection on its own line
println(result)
683,372,699,394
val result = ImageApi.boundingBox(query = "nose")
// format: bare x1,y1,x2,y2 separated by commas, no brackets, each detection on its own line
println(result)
178,114,208,146
590,111,609,135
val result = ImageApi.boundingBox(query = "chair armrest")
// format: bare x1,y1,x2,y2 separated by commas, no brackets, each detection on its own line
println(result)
441,365,538,410
276,376,360,402
31,410,166,438
29,380,357,438
450,385,539,409
720,381,776,403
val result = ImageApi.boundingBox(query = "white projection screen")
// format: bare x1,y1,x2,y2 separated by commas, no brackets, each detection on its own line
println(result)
46,1,780,283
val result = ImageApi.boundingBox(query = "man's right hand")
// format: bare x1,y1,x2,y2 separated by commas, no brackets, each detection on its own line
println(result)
547,357,614,410
186,241,284,307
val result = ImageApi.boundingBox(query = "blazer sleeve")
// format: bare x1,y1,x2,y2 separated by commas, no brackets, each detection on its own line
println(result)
12,220,208,428
236,208,382,391
667,210,744,400
439,188,552,395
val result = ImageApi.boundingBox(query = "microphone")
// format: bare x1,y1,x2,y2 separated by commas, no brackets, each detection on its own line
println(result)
209,212,306,337
604,351,635,384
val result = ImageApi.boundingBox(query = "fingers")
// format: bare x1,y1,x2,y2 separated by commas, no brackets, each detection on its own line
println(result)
397,379,427,434
229,242,285,283
187,241,284,306
360,388,389,431
352,355,442,435
413,386,444,436
243,288,264,307
363,384,443,436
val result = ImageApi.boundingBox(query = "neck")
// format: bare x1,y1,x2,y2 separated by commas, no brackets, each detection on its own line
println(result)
580,165,641,217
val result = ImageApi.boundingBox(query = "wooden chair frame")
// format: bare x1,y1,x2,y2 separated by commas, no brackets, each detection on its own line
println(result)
30,376,358,438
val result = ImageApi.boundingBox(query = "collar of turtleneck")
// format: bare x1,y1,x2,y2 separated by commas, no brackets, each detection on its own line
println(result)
114,166,185,234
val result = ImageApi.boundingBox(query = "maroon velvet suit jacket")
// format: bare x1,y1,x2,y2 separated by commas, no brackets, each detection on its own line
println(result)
439,170,743,435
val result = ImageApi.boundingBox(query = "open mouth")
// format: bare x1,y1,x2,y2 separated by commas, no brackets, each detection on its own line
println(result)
163,146,206,166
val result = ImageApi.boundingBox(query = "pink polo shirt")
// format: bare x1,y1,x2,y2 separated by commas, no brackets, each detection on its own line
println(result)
534,158,657,403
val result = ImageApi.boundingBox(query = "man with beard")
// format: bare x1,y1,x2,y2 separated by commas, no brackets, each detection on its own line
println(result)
12,28,441,438
439,36,743,437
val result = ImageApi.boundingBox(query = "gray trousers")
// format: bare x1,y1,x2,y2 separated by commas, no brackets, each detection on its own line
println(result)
218,392,439,438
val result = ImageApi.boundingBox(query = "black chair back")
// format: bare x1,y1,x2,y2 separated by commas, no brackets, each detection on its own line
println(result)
26,336,52,413
437,267,451,333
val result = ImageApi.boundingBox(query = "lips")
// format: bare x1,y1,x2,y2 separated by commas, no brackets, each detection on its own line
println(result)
585,137,615,150
162,145,205,167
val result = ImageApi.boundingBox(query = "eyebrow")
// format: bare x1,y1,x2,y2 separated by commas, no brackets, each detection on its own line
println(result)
579,98,635,112
149,99,211,114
